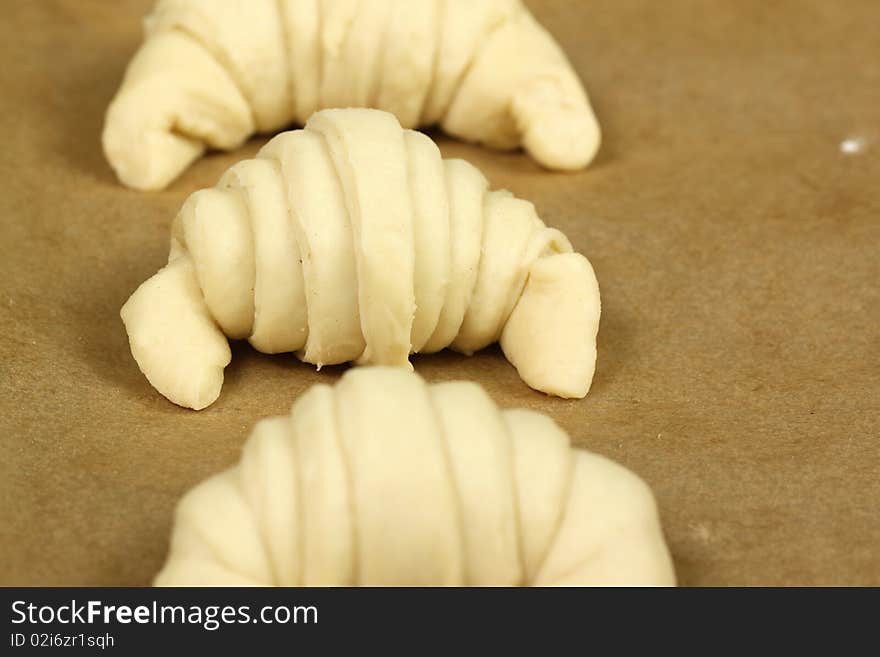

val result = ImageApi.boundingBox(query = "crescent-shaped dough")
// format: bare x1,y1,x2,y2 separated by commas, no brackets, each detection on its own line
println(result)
121,109,602,410
103,0,601,190
155,368,676,587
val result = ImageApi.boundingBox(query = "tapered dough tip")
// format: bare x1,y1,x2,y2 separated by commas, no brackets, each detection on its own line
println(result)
103,102,204,191
521,106,601,172
501,252,601,398
120,308,226,411
120,257,231,410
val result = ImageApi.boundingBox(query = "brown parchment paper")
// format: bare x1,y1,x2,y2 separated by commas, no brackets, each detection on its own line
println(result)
1,0,878,587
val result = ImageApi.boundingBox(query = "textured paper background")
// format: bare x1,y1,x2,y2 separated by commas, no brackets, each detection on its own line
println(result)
1,0,878,586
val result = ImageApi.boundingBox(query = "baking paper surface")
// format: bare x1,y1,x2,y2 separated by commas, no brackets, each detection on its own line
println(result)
1,0,878,585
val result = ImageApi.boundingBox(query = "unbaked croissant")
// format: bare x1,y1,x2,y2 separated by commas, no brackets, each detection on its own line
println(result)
121,109,601,410
155,368,675,586
104,0,601,190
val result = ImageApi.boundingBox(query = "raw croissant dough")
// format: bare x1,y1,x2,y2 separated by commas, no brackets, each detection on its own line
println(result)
121,109,601,410
104,0,601,190
155,368,675,587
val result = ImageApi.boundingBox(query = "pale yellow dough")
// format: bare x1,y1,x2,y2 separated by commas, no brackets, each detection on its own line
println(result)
120,109,602,410
155,368,676,587
103,0,601,190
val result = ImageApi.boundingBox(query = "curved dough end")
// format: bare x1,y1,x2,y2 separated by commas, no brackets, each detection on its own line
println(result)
500,252,600,398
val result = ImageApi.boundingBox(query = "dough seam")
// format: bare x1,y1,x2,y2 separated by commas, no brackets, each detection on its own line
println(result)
239,426,287,586
165,25,257,132
439,6,512,126
316,126,369,363
255,148,311,353
246,165,276,343
499,414,528,587
444,162,486,345
222,177,259,338
315,0,325,113
539,540,606,587
499,225,569,338
330,385,360,586
288,414,306,586
366,0,394,108
418,0,446,125
273,0,297,123
526,446,576,583
319,0,358,109
306,128,364,363
426,386,471,585
186,475,266,583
